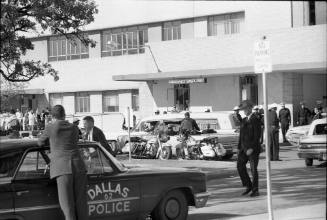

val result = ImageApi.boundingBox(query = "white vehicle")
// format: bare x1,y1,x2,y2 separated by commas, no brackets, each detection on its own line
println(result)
298,118,327,166
118,111,239,160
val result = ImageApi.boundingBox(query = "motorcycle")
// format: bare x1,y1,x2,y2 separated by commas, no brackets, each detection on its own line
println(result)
131,135,172,160
175,130,204,160
200,136,227,160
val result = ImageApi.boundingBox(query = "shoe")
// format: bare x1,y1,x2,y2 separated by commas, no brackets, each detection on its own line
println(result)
241,188,252,196
250,191,260,197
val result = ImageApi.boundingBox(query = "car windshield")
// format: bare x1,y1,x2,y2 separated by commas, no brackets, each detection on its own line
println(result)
313,123,327,135
0,151,24,178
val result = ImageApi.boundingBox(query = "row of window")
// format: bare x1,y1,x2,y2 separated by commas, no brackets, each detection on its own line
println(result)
49,90,139,113
48,12,245,61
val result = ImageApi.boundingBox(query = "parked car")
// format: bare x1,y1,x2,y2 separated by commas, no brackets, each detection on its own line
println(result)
0,138,210,220
286,113,327,146
297,118,327,166
118,112,239,160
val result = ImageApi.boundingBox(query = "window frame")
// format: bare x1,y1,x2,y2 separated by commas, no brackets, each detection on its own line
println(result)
162,20,181,41
102,91,119,113
101,26,148,57
75,92,90,113
208,11,244,36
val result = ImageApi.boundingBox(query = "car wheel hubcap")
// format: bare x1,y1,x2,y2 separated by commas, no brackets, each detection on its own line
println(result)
165,198,180,219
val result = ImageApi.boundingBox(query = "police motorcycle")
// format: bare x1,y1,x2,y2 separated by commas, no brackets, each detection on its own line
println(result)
175,129,204,160
175,129,227,160
130,134,172,160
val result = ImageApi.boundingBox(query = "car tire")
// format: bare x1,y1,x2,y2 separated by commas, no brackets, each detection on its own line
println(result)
305,158,313,167
159,146,172,160
152,190,188,220
222,153,234,160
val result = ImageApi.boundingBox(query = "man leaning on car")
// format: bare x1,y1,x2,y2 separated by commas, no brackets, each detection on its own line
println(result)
38,105,88,220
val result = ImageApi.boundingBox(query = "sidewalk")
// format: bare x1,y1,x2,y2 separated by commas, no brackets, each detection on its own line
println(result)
231,204,326,220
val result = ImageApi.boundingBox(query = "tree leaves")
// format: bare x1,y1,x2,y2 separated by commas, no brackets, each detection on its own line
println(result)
1,0,98,82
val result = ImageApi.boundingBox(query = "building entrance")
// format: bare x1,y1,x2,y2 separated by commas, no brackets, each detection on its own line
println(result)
240,75,258,105
174,84,190,111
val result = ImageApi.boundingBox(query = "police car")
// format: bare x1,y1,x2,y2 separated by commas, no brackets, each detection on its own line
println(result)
0,138,210,220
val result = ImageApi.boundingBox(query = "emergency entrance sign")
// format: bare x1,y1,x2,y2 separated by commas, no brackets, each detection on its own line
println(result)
254,40,272,73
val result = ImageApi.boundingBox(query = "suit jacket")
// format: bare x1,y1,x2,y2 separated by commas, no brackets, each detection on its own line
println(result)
279,108,291,124
180,118,200,132
238,114,262,154
268,110,279,127
91,126,114,155
38,120,86,179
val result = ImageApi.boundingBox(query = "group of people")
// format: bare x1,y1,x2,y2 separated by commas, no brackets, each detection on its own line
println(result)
233,99,326,199
0,108,51,136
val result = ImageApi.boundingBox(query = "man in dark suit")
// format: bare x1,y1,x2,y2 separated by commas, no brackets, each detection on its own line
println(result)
296,101,312,126
279,103,291,143
38,105,88,220
237,100,262,197
268,103,280,161
83,116,115,156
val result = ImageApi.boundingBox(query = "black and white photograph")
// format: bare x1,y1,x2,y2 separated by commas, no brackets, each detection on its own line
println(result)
0,1,326,220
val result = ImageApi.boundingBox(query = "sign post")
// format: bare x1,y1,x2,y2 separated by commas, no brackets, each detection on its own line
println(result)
126,107,132,162
254,36,274,220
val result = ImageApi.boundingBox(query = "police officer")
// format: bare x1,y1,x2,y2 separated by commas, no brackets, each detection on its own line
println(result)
296,101,311,126
38,105,88,220
279,103,291,143
268,103,280,161
180,112,200,134
237,100,262,197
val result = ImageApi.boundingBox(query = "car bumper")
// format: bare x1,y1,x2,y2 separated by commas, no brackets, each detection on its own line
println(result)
194,191,211,208
298,149,327,160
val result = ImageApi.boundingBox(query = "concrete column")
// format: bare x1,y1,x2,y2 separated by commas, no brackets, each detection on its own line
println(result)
62,93,75,115
90,92,102,113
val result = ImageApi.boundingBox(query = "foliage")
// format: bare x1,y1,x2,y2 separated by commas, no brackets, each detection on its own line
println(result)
0,0,98,82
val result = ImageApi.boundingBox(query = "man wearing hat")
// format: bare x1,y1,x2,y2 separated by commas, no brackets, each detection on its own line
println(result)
268,103,280,161
296,101,312,126
232,106,242,127
237,100,262,197
279,103,291,143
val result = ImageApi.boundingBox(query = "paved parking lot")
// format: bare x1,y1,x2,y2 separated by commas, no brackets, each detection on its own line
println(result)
120,144,326,220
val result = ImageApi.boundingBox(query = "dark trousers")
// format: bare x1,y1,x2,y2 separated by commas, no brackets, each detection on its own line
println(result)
237,151,260,192
269,128,279,160
281,123,289,142
56,172,88,220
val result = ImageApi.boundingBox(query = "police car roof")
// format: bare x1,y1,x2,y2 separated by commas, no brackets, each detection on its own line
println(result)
0,138,97,154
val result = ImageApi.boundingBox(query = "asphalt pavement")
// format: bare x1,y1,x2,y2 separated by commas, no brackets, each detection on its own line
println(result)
120,143,326,220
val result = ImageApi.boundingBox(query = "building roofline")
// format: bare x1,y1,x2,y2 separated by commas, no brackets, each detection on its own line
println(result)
112,62,327,82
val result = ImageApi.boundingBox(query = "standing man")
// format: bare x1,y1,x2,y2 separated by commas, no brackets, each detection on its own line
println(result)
237,100,262,197
83,116,115,156
279,103,291,143
38,105,88,220
232,106,242,127
296,101,311,126
268,103,280,161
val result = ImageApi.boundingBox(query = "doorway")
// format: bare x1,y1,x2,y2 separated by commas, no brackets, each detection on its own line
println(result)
174,84,190,111
240,75,258,105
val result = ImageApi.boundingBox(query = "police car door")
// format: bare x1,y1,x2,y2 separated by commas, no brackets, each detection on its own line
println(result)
82,144,140,220
12,149,62,220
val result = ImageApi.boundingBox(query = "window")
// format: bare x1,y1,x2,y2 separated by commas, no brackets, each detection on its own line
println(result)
79,146,113,174
313,124,327,135
48,36,89,62
101,26,148,57
75,92,90,113
103,91,119,112
163,21,181,41
16,150,50,179
49,93,63,107
132,90,139,111
0,151,23,178
196,119,220,130
208,12,244,36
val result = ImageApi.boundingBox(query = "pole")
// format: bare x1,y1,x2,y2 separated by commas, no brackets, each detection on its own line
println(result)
127,107,131,162
262,70,274,220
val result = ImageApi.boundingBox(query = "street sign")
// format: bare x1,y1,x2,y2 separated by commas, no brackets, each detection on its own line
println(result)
169,78,207,84
254,40,272,73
